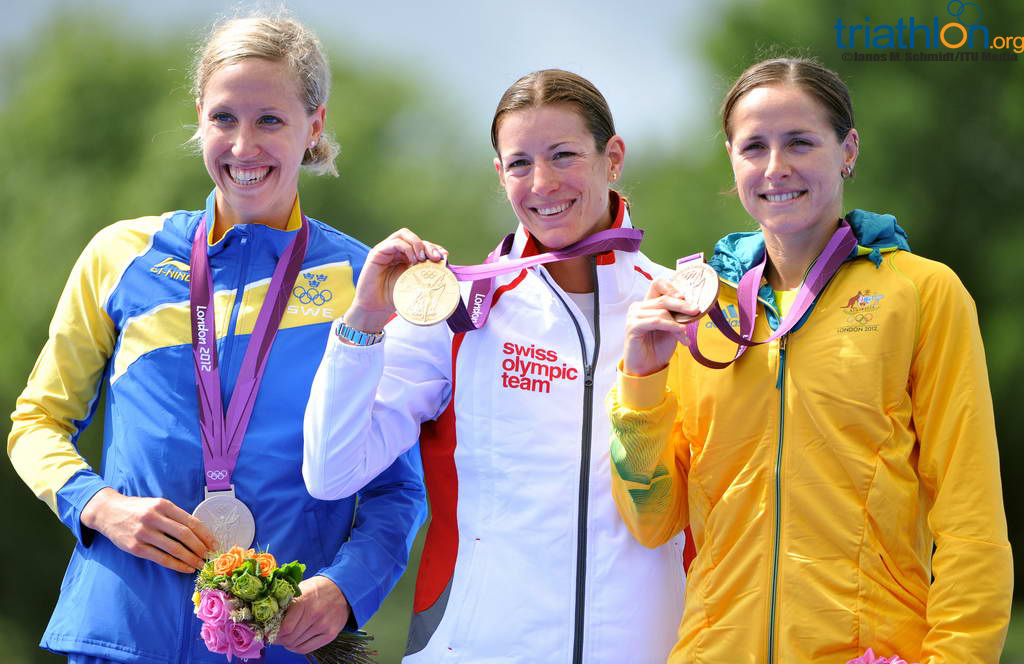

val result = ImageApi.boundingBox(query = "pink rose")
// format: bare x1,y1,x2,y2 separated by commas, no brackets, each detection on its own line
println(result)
200,621,230,655
197,589,231,626
846,648,916,664
229,621,264,661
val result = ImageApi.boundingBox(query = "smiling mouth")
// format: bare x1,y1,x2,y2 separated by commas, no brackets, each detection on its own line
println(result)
532,200,575,217
226,165,272,186
761,191,806,203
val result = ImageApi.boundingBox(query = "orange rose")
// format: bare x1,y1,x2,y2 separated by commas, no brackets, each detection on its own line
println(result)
212,546,245,576
253,552,277,577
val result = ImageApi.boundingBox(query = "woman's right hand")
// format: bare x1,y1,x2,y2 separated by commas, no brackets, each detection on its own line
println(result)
344,228,449,333
622,278,700,377
80,488,217,573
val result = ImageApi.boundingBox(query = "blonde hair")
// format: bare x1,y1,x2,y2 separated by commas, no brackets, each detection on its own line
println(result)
190,11,339,176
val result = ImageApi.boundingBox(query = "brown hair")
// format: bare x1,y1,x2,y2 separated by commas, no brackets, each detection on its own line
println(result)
490,69,616,155
721,58,855,146
190,11,339,176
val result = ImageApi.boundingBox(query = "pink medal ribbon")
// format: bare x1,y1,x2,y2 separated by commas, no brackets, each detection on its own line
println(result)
190,191,309,494
444,227,644,333
681,221,857,369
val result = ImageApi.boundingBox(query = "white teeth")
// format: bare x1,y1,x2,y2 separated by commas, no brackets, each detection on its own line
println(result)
537,201,571,216
765,191,802,202
228,166,271,185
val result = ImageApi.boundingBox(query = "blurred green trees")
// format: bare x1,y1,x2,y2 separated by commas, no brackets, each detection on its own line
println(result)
2,1,1021,662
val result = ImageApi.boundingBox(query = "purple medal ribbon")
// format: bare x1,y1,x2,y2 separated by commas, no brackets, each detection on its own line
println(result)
682,221,857,369
444,227,644,333
190,191,309,492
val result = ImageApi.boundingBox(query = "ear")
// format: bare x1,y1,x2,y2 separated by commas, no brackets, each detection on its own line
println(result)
604,135,626,180
842,128,859,170
310,104,327,142
494,157,506,189
196,99,203,123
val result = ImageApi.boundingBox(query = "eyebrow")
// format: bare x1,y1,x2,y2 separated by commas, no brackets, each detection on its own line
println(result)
206,104,287,114
740,130,816,142
503,141,575,159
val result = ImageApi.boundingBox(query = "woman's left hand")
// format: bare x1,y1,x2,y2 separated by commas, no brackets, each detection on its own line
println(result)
275,575,350,653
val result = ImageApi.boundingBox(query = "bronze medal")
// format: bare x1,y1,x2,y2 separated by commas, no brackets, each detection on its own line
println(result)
670,261,720,323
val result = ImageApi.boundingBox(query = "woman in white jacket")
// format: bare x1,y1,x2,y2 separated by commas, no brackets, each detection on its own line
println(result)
303,69,684,663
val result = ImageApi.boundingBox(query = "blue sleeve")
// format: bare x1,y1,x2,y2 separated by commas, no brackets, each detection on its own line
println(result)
56,468,113,546
314,444,426,627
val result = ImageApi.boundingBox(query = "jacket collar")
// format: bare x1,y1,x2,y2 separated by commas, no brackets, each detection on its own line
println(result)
708,209,911,284
504,191,642,304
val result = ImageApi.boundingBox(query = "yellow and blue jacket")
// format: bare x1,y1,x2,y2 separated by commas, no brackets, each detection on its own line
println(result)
608,210,1012,664
8,199,426,663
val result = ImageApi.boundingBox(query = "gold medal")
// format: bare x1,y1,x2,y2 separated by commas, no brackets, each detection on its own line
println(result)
670,261,720,323
393,261,461,326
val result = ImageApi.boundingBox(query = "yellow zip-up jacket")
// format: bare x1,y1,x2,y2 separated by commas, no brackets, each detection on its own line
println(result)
608,214,1012,663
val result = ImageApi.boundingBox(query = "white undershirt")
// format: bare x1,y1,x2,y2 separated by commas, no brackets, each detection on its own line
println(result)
565,291,596,337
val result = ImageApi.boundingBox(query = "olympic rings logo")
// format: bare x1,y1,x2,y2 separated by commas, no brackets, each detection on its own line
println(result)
847,313,874,324
293,285,333,305
206,469,229,481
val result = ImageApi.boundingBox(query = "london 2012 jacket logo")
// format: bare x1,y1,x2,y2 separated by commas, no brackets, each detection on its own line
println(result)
838,289,885,333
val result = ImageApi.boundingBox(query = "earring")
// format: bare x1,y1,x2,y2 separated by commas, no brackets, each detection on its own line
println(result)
841,165,852,179
610,172,619,182
309,139,318,149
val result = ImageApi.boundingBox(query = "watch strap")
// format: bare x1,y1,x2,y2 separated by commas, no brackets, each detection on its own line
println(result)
335,319,384,346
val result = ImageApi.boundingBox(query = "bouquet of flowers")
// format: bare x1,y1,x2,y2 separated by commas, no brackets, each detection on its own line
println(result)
846,648,918,664
193,546,376,663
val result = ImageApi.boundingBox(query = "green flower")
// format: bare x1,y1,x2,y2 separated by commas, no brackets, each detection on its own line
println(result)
269,577,295,605
199,560,217,582
251,595,280,623
274,561,306,589
231,571,264,601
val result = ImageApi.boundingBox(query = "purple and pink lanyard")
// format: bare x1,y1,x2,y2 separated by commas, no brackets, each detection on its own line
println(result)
679,221,857,369
190,192,308,495
189,190,854,491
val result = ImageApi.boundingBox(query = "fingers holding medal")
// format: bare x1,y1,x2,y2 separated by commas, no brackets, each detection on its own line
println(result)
347,228,452,332
622,260,719,377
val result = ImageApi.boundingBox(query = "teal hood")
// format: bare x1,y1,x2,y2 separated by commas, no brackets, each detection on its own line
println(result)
706,209,910,324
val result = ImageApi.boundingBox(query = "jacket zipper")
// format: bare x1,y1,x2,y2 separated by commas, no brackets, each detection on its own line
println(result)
540,257,600,664
768,333,787,664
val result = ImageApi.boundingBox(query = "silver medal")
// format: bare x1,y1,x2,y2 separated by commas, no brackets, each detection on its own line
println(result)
192,486,256,551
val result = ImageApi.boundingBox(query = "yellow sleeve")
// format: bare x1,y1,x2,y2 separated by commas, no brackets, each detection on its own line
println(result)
908,263,1013,663
607,350,690,548
8,230,118,519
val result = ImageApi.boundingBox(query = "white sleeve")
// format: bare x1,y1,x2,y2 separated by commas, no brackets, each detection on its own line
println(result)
303,317,452,499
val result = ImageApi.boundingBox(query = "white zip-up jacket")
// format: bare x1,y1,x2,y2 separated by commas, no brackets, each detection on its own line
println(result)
304,200,685,663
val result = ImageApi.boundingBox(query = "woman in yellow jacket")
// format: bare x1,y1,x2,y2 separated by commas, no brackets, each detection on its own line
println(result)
608,57,1012,663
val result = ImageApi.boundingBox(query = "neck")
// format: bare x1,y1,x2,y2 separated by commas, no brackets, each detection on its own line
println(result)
212,193,294,242
762,218,842,290
540,199,616,293
547,256,595,293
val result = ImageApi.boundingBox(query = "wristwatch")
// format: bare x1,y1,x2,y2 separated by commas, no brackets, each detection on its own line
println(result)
334,319,385,346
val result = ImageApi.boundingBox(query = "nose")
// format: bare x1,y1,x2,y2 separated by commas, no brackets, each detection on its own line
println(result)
764,147,790,182
231,123,260,160
531,160,559,196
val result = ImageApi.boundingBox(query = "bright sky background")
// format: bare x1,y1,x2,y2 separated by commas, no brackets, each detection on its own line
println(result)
2,0,723,155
